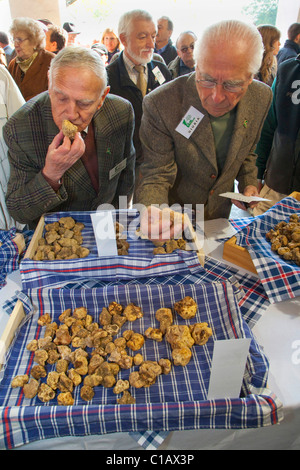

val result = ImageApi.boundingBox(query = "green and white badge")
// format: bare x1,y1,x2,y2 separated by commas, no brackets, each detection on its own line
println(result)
152,66,166,85
176,106,204,139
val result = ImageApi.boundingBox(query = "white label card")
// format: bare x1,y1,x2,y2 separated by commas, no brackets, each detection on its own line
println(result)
91,211,118,257
207,338,251,400
204,218,237,240
175,106,204,139
109,158,127,180
152,66,166,85
219,192,271,203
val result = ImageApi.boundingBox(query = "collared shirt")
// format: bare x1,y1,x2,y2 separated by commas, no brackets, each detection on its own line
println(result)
122,53,148,86
155,43,168,55
179,58,194,76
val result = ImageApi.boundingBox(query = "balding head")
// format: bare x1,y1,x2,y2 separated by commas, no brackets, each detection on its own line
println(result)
176,31,197,68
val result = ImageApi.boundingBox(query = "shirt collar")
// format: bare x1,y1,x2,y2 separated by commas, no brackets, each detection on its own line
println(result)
155,43,168,54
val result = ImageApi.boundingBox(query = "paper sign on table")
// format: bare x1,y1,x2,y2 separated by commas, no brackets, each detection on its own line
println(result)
91,212,118,257
207,338,251,399
204,218,237,240
219,192,271,203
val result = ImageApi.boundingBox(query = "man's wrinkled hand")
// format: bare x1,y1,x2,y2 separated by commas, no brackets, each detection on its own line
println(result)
231,185,259,211
42,130,85,183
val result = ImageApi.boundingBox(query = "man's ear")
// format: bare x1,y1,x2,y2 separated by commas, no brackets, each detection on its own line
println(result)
119,32,127,48
97,86,110,109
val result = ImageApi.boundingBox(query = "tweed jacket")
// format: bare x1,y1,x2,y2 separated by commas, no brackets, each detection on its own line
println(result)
106,51,172,166
8,49,55,101
135,73,272,220
4,91,136,228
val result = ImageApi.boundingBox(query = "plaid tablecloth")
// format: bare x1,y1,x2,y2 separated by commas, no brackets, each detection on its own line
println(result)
0,228,19,288
233,196,300,303
0,282,282,450
20,211,204,290
47,256,269,330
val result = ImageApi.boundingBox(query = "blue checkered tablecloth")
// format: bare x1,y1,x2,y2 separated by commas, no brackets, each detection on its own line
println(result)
20,211,204,290
44,256,269,329
233,196,300,304
0,228,34,290
0,282,282,450
0,228,19,288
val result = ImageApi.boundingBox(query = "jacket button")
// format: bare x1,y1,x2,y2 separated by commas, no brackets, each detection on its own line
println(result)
210,174,216,179
210,189,215,195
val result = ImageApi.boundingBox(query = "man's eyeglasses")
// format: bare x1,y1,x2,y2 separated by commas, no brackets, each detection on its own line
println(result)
196,77,246,93
180,44,195,54
13,37,29,45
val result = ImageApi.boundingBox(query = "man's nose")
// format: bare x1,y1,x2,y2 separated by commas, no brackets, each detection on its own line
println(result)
66,102,79,120
210,84,226,103
148,36,155,48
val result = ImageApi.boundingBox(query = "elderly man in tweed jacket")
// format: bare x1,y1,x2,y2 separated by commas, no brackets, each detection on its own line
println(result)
135,20,273,237
4,47,135,229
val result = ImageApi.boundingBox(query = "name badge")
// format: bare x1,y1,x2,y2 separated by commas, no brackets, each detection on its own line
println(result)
109,158,127,180
176,106,204,139
152,66,166,85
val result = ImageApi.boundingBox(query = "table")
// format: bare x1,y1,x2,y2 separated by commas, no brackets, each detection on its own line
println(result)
1,216,300,451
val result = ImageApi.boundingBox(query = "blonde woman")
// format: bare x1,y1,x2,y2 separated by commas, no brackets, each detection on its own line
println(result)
101,28,120,63
8,17,55,101
255,24,281,86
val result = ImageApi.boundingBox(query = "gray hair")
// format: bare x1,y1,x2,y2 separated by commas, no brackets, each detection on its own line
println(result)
49,46,107,91
9,17,46,50
176,31,197,48
118,9,153,38
195,19,264,76
158,16,174,32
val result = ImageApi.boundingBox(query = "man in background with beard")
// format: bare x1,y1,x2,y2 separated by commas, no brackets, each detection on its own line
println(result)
106,9,171,180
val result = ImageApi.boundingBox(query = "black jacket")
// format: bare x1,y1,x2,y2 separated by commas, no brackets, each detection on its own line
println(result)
277,40,300,66
263,56,300,194
155,39,178,65
106,51,172,165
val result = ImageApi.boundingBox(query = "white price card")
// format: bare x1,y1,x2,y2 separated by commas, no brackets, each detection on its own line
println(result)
91,211,118,257
204,218,237,240
207,338,251,399
219,192,271,203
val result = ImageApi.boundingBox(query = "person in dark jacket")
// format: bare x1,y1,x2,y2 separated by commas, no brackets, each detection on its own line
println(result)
254,55,300,215
0,31,14,65
277,23,300,66
155,16,178,65
106,9,172,177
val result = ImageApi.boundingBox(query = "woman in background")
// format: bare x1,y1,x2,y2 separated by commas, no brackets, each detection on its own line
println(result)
8,17,55,101
255,24,281,86
101,28,120,64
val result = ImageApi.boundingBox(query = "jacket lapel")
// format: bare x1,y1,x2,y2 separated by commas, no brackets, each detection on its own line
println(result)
183,74,218,172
